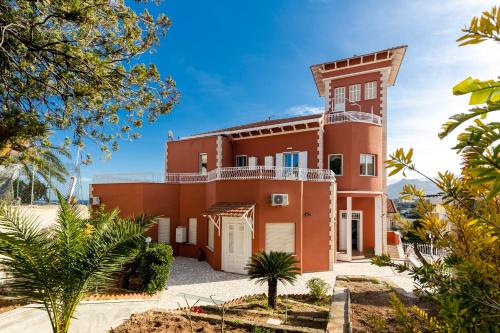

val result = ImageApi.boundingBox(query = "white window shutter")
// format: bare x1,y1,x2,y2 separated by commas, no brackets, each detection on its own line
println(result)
275,153,283,167
264,156,274,170
157,217,170,244
265,223,295,253
298,151,308,168
275,153,283,179
208,220,214,250
188,218,197,245
298,151,308,179
248,156,257,170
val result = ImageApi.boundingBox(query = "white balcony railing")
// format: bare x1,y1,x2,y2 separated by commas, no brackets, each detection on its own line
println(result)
92,166,335,185
326,111,382,126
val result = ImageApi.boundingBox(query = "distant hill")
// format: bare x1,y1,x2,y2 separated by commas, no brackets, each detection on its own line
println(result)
387,179,440,199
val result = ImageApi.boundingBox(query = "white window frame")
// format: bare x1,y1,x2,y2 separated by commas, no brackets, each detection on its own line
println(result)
199,153,208,174
328,154,343,176
188,218,197,245
360,153,376,176
207,219,214,251
265,223,295,254
364,81,377,100
349,84,361,102
333,87,345,112
235,155,248,167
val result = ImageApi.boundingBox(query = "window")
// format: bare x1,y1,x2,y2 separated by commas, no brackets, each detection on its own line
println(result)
360,154,376,176
207,220,214,250
283,152,299,168
235,155,247,167
364,81,377,100
265,223,295,253
188,218,197,245
328,154,343,176
333,87,345,111
349,84,361,102
199,153,208,174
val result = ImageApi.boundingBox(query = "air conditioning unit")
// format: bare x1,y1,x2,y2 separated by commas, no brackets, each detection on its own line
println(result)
91,196,100,205
271,194,289,206
176,226,187,243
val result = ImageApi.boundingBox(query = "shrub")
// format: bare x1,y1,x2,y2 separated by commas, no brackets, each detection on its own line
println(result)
245,251,300,309
135,242,174,294
306,278,331,300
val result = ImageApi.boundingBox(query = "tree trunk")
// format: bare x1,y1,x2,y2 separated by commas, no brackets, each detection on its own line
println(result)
268,278,278,309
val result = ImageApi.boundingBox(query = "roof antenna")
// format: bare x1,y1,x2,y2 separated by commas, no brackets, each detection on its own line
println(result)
267,115,273,121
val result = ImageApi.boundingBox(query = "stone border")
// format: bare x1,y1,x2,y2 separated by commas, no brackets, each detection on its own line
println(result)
326,287,351,333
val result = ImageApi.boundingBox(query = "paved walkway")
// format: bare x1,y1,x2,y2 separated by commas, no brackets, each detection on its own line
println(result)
159,257,414,309
0,257,415,333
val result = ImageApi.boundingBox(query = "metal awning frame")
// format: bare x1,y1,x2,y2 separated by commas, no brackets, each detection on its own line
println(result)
204,204,255,238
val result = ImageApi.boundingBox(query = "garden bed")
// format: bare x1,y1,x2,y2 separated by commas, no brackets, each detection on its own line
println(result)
111,294,330,332
335,277,437,333
83,288,161,301
0,295,29,314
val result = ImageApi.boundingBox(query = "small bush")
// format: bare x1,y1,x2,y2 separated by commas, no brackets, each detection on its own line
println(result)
306,278,331,300
135,242,174,294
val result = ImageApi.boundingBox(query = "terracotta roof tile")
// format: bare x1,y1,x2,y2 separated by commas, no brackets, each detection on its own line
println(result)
194,113,322,136
387,199,398,214
204,202,255,217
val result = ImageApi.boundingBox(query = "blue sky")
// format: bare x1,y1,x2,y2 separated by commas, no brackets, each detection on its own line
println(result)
71,0,499,198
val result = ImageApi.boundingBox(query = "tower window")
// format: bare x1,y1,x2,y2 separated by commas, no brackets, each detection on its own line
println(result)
365,81,377,100
360,154,376,176
349,84,361,102
328,154,343,176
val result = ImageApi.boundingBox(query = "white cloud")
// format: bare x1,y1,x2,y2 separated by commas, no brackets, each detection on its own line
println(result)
286,104,323,116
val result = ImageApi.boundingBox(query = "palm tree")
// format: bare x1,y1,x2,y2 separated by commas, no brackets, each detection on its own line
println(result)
245,251,300,309
0,194,154,333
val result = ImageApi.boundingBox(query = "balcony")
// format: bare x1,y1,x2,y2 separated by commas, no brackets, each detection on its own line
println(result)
92,166,336,185
325,111,382,126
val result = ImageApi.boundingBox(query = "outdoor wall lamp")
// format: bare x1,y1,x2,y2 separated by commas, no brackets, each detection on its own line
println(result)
304,211,312,216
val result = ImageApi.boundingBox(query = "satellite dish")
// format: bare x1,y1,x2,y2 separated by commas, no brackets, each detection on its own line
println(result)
168,130,174,141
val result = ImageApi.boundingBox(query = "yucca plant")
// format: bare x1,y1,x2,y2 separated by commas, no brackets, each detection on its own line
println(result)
0,195,154,333
245,251,300,309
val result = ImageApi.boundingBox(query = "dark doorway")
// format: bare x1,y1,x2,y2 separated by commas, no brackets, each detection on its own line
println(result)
351,219,358,250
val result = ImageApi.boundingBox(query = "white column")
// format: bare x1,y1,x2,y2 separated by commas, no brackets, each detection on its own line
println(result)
374,196,383,255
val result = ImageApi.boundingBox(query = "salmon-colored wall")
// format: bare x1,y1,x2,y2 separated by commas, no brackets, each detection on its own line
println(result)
302,182,331,272
91,179,332,273
167,137,217,173
91,183,180,244
220,136,234,167
387,231,400,245
323,122,383,192
327,72,382,116
337,196,376,251
234,130,318,168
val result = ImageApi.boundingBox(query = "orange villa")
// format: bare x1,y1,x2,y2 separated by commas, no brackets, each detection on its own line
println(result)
91,46,407,274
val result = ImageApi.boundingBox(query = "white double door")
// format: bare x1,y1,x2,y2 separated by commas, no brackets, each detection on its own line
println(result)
221,217,252,274
337,211,363,262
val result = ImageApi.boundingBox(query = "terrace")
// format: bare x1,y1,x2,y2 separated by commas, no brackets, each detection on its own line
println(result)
92,166,336,184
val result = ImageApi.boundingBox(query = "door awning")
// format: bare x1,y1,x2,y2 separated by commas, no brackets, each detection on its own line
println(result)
203,202,256,238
